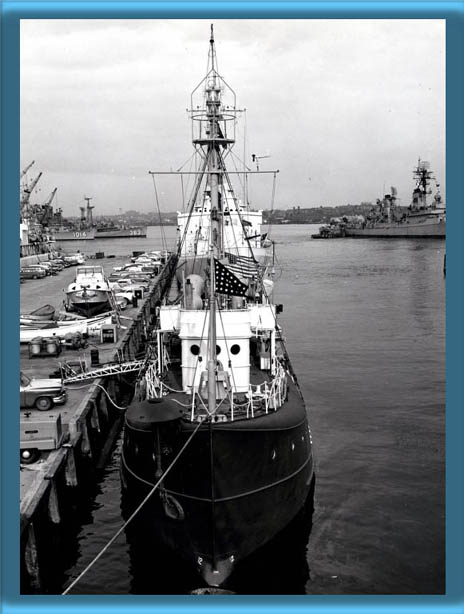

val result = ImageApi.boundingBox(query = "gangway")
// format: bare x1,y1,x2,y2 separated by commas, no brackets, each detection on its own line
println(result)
63,359,149,384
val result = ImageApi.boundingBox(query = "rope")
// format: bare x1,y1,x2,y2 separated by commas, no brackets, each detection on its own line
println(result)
66,382,128,411
151,174,168,253
62,415,207,595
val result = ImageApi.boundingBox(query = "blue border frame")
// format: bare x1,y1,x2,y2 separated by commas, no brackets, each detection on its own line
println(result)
2,2,463,613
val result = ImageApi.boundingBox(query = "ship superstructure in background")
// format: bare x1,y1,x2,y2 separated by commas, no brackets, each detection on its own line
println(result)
52,197,97,241
52,197,147,240
121,26,314,589
344,159,445,238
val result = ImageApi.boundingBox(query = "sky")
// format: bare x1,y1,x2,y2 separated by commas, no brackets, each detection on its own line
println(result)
20,19,445,216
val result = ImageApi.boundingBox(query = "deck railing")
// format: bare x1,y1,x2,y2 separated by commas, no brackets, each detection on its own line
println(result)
143,358,289,422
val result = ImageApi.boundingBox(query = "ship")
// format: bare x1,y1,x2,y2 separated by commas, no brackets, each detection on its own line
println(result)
344,160,445,238
53,225,148,240
53,227,96,241
120,26,315,589
52,197,97,241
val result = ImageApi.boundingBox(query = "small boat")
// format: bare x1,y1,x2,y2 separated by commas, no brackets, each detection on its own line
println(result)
65,265,113,316
20,313,113,344
312,218,346,239
20,304,55,322
121,26,315,589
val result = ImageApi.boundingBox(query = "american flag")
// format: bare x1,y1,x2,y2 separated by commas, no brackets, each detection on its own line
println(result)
224,251,259,279
214,259,248,297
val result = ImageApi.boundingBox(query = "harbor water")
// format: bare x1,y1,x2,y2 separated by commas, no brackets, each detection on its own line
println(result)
57,224,445,595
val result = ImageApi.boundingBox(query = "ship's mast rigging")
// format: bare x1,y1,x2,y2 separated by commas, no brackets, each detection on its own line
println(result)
206,25,220,415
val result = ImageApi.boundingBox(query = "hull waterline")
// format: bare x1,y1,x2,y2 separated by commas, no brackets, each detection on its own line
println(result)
121,386,313,587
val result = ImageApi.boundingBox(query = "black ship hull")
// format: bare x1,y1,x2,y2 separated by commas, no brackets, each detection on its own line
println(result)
120,385,314,587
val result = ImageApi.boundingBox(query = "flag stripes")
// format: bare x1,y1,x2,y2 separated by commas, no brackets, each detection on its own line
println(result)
224,251,259,279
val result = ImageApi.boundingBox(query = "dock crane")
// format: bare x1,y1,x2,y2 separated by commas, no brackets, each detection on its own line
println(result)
20,171,42,219
36,187,58,226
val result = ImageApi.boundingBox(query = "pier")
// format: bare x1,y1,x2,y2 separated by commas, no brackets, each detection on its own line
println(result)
19,252,176,592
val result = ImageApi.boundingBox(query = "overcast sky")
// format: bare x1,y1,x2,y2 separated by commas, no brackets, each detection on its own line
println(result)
20,19,445,216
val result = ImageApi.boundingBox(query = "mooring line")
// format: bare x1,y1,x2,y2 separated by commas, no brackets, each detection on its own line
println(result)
65,382,128,411
62,415,207,595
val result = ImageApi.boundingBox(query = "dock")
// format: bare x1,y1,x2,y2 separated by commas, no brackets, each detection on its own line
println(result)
19,251,176,592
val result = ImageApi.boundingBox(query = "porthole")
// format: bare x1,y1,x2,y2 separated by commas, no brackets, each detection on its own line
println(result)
190,344,200,355
230,344,240,355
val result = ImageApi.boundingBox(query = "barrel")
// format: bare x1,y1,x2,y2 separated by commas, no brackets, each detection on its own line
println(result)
90,349,100,366
29,337,43,355
46,338,59,354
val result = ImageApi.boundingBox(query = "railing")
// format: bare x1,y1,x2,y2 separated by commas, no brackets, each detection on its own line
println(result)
142,355,289,423
245,363,288,418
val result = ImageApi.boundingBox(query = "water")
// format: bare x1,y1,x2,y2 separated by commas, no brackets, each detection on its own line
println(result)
59,225,446,595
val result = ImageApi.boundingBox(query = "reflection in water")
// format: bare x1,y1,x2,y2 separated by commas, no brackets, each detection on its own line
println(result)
121,478,315,595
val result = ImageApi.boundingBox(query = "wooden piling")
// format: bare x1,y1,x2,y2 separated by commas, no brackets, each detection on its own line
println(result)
89,399,101,433
99,391,109,422
24,522,41,591
80,421,93,458
47,480,61,524
64,445,78,487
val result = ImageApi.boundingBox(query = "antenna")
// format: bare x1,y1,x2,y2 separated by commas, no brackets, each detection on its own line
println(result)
251,152,271,171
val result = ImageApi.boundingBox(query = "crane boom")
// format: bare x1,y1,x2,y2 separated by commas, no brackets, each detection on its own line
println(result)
42,188,58,207
20,160,35,179
21,171,42,206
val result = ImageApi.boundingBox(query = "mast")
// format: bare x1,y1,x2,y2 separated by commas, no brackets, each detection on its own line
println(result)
208,246,217,415
206,24,220,415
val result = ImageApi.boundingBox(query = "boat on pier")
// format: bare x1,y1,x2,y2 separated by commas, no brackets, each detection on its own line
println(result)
65,265,113,316
120,26,315,588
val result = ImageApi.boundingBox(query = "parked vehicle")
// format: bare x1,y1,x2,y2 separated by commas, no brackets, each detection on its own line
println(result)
20,371,67,411
63,253,86,265
28,263,54,276
108,271,151,285
122,264,156,276
109,279,148,292
47,262,63,274
20,267,47,280
49,260,65,271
